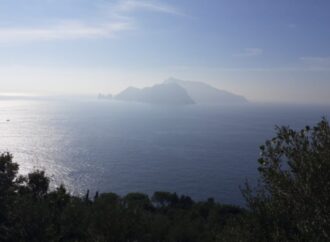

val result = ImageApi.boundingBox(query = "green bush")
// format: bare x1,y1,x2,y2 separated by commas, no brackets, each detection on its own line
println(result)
234,118,330,242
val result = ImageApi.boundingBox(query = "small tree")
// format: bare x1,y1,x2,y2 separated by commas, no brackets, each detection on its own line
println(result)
152,191,179,208
0,152,19,192
243,118,330,241
27,170,50,199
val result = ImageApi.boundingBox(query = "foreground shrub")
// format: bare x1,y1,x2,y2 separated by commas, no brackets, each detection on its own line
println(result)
222,118,330,242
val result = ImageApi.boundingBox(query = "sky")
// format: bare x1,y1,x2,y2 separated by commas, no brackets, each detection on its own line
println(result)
0,0,330,103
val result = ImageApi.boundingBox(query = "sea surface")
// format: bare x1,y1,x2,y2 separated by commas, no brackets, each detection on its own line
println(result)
0,98,329,205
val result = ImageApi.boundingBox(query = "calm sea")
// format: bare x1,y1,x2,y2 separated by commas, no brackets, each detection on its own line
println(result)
0,98,329,205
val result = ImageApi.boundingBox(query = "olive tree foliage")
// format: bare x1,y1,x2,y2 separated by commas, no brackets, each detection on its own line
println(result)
241,118,330,241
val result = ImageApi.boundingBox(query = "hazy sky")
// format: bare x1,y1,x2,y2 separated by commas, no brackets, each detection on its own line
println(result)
0,0,330,103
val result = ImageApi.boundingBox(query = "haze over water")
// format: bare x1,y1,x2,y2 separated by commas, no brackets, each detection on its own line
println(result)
1,98,329,205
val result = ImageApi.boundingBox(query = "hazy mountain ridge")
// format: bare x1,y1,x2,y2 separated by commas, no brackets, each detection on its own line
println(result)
164,78,248,104
115,82,195,105
110,78,248,105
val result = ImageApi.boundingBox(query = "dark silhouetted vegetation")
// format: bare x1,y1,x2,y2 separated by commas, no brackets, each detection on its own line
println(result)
0,118,329,241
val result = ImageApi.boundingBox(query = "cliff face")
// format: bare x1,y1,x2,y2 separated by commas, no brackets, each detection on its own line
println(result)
115,83,195,105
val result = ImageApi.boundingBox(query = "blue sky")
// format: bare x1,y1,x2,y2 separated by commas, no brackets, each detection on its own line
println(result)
1,0,330,103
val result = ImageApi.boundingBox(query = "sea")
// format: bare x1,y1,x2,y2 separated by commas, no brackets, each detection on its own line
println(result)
0,97,329,206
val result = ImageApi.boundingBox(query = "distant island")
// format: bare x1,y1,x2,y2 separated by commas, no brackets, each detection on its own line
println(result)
99,78,248,105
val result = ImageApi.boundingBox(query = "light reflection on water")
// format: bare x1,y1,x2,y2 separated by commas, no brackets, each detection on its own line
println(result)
0,99,329,205
0,100,73,189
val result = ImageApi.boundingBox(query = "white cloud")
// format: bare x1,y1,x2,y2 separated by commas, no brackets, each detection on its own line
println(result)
233,48,263,57
300,56,330,70
114,0,184,16
0,21,133,43
0,0,182,43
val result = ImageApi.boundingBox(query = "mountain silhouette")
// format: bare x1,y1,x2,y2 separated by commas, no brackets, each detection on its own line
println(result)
164,78,248,104
115,82,195,105
111,78,248,105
